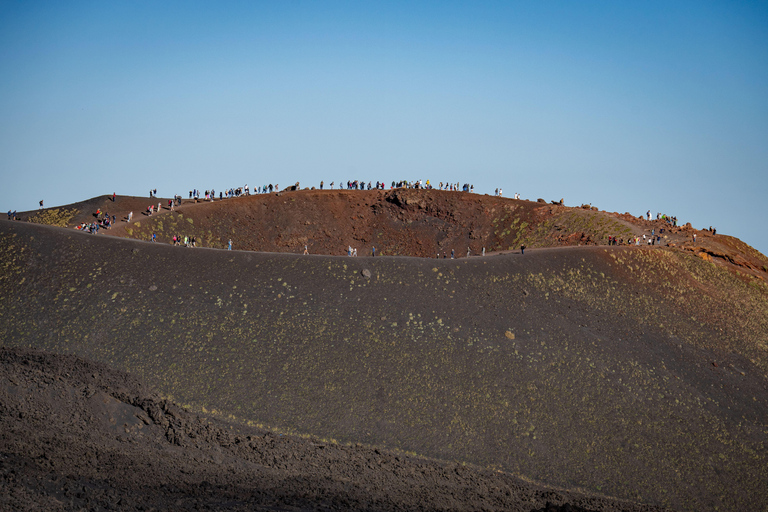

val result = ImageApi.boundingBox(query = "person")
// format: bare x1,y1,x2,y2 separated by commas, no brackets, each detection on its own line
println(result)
520,245,525,255
352,248,357,257
39,200,43,209
320,181,324,190
372,246,376,257
693,233,697,242
467,247,471,258
482,247,485,256
228,239,232,250
7,210,11,220
451,249,455,259
348,246,352,256
151,233,156,242
304,245,309,255
112,192,116,202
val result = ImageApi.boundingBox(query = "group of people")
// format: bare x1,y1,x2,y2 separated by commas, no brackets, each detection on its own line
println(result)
314,180,478,192
75,208,115,233
96,209,115,228
151,178,499,200
152,178,491,206
75,222,101,233
344,245,378,256
144,183,289,207
639,234,664,246
339,245,507,258
171,234,196,247
435,246,500,258
184,185,281,201
648,210,678,227
336,181,386,190
493,189,522,199
607,232,666,246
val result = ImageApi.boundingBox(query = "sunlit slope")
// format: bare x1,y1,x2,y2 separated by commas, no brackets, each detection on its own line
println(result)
33,190,641,256
120,190,638,255
1,220,767,510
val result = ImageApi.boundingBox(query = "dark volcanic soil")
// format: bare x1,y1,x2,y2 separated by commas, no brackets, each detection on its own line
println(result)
0,347,659,511
3,190,768,511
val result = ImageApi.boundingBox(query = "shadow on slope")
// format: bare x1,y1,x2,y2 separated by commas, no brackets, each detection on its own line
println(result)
1,346,664,511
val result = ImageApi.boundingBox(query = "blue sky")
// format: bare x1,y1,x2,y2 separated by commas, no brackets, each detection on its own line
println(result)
1,1,767,255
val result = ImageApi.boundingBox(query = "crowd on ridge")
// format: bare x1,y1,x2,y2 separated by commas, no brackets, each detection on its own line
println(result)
316,180,476,192
648,209,678,226
177,180,481,197
14,182,718,256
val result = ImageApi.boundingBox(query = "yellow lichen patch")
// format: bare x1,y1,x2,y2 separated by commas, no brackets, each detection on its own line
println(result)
505,331,515,340
27,208,78,227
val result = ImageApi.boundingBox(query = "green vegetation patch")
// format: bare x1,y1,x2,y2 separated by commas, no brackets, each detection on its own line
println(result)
27,208,78,227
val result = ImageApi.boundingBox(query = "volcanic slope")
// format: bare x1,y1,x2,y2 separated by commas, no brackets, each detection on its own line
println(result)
27,189,632,254
21,189,768,276
1,219,768,510
0,346,658,511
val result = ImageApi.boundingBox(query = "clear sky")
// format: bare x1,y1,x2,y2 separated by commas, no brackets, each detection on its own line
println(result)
1,1,767,255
